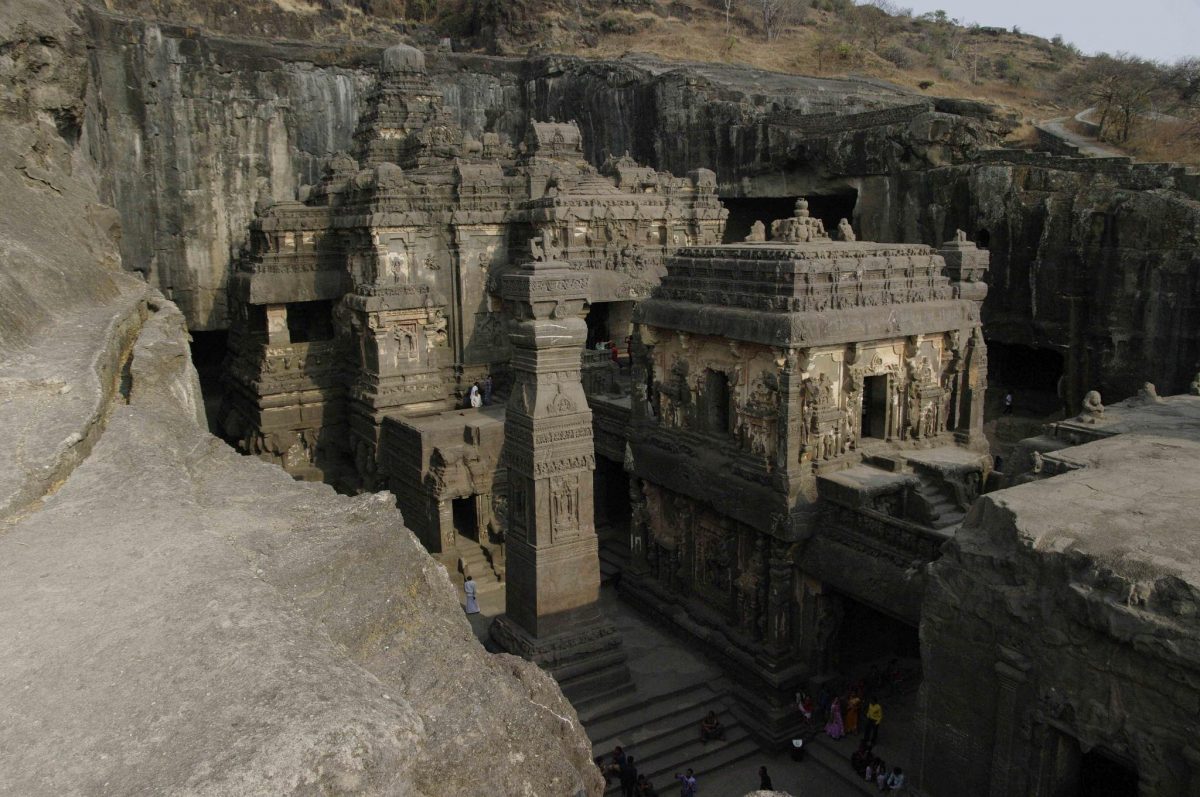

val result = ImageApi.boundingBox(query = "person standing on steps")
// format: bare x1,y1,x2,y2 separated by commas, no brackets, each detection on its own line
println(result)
758,766,774,791
864,696,883,745
463,575,479,614
674,768,698,796
619,755,638,797
469,381,482,408
1003,391,1014,415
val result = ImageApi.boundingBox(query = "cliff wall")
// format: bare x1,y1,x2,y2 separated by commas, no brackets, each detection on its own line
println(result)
1,3,601,794
80,9,1200,401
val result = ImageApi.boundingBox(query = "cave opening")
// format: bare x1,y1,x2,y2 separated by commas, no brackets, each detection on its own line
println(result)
803,191,859,236
1077,749,1138,797
828,590,921,690
189,330,228,434
985,341,1066,419
721,196,797,243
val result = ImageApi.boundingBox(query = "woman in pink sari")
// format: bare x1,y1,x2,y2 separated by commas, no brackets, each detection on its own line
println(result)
825,696,845,739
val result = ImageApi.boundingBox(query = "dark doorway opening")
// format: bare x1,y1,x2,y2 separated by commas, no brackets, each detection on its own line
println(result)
804,192,859,237
453,496,479,542
189,330,228,434
704,369,732,434
286,300,335,343
1079,749,1138,797
834,593,921,667
976,228,991,249
721,196,798,243
586,301,634,351
586,302,611,348
861,374,889,439
594,457,632,534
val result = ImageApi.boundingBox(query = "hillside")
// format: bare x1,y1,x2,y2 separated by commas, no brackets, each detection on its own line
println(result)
85,0,1199,162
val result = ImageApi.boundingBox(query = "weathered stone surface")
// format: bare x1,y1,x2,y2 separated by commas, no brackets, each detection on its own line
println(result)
916,423,1200,797
1,3,602,794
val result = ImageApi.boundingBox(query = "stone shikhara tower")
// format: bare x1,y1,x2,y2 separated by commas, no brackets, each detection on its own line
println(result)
489,242,629,697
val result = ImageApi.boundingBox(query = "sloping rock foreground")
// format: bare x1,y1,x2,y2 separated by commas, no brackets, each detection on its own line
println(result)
0,2,600,794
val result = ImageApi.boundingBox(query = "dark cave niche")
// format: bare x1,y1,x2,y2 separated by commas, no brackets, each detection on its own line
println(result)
721,191,858,243
189,330,228,434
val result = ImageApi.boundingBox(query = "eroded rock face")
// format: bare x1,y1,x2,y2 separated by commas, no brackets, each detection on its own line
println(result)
81,14,1200,405
0,2,602,794
915,432,1200,797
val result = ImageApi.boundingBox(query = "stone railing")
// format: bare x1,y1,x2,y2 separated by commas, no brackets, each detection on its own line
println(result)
582,348,622,396
818,502,950,566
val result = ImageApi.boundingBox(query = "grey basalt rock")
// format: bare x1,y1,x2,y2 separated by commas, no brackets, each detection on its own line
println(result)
0,2,603,794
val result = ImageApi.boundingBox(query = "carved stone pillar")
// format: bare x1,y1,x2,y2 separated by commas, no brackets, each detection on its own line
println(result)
939,234,990,449
489,250,630,701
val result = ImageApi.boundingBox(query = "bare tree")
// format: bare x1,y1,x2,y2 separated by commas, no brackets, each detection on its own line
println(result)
723,0,738,34
1062,53,1165,143
759,0,802,42
855,0,896,53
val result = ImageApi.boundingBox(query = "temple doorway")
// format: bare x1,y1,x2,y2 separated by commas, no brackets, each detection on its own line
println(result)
861,374,889,440
593,457,631,533
452,495,479,542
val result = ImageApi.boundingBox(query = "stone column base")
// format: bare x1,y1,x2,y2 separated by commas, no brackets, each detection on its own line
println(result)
490,614,632,705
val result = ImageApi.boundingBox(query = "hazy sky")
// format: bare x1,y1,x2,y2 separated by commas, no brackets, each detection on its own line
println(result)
890,0,1200,63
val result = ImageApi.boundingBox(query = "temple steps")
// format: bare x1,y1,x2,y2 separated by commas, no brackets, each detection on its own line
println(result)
453,537,503,587
583,679,757,795
805,735,879,796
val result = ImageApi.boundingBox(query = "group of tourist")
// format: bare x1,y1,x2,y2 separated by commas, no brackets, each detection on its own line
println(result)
599,746,658,796
800,684,884,745
853,740,906,791
465,374,494,408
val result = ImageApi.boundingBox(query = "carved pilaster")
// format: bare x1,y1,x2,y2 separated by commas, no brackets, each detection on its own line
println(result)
990,650,1031,797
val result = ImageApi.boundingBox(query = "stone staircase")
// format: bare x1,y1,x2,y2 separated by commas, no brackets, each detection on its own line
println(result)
452,535,503,594
909,477,964,529
580,679,757,795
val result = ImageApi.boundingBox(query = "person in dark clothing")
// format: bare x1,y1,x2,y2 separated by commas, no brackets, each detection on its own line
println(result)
634,774,658,796
758,766,774,791
619,756,639,797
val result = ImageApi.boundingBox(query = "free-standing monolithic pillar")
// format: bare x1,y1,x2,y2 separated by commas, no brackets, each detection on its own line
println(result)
489,244,630,701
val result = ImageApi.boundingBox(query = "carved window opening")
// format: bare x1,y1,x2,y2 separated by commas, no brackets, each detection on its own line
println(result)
861,374,889,440
704,369,732,435
285,300,335,343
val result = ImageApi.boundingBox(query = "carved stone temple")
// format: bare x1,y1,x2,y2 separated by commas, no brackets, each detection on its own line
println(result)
622,207,992,742
219,41,998,747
